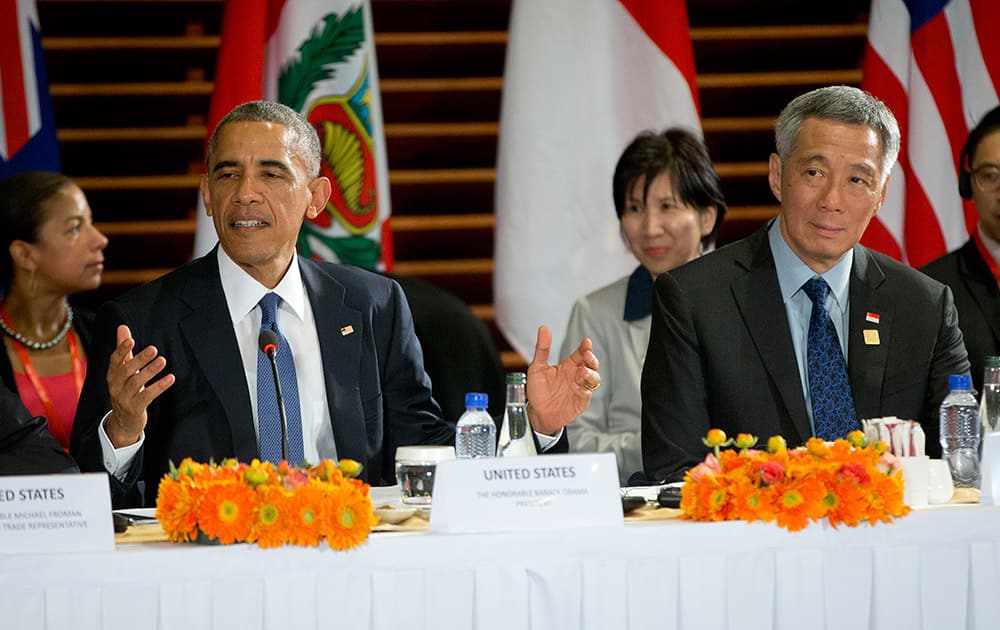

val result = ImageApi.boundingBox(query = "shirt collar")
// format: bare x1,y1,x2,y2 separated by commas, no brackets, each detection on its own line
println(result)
768,217,853,307
216,247,308,325
623,265,654,321
978,223,1000,263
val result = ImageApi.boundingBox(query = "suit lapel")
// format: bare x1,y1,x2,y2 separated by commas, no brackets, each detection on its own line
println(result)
300,259,366,463
847,246,891,420
731,231,812,443
959,241,1000,345
177,253,258,461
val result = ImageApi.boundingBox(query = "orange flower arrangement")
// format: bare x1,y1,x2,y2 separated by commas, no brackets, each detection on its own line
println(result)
155,457,378,549
681,429,909,531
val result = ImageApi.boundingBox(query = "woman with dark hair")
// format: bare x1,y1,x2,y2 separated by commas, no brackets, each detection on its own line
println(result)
558,128,727,483
0,171,107,450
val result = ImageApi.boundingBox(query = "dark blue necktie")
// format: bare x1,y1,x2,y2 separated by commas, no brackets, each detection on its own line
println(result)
802,277,857,440
256,292,305,464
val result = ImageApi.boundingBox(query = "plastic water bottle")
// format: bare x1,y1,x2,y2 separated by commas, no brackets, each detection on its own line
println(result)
980,356,1000,433
455,392,496,458
940,374,981,488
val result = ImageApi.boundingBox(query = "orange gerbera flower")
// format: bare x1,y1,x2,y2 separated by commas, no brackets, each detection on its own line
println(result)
197,481,256,544
248,484,290,548
824,480,867,527
285,481,325,547
155,475,199,542
324,485,378,550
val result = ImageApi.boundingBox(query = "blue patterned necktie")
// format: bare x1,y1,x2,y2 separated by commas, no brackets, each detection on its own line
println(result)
802,277,857,440
256,292,305,464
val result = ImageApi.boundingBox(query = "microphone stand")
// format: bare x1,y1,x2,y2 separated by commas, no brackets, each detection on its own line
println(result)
261,338,290,463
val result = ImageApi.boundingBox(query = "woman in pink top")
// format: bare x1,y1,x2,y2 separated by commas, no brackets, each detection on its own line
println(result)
0,172,107,450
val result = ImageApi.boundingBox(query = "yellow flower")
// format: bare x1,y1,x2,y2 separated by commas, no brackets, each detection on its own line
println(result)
338,459,364,478
703,428,729,448
767,435,787,454
806,438,830,458
846,430,866,448
734,433,758,450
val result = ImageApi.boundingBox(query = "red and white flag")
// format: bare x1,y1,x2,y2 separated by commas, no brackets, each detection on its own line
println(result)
494,0,700,360
0,0,60,178
861,0,1000,268
193,0,393,271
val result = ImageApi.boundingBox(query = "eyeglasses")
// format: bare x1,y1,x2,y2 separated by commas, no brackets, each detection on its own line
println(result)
972,166,1000,193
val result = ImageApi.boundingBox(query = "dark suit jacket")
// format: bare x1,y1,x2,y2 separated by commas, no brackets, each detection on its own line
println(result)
921,238,1000,394
70,252,455,507
0,383,79,475
641,226,970,482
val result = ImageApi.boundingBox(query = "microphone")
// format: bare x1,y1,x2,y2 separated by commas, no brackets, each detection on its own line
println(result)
258,329,289,463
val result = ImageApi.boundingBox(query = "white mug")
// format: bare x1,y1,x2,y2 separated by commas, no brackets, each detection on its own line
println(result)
898,456,930,507
927,459,954,504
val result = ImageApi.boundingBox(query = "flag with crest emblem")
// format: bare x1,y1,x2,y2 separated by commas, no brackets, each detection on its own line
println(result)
193,0,392,271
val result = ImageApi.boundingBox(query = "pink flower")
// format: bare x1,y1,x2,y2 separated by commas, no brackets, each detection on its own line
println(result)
689,453,721,482
877,451,900,474
840,462,870,484
760,460,785,485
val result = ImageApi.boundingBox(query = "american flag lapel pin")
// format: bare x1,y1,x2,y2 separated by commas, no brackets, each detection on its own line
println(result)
865,311,880,324
340,325,354,336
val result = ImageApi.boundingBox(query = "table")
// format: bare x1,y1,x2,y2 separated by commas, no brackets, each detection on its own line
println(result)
4,504,999,630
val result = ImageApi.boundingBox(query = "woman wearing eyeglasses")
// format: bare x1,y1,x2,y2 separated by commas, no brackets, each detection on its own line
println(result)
922,104,1000,394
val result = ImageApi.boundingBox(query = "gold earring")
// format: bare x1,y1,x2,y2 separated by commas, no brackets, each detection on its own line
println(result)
28,268,36,299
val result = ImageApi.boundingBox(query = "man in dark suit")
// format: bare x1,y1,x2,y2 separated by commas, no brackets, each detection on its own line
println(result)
641,86,970,483
71,101,601,507
921,105,1000,393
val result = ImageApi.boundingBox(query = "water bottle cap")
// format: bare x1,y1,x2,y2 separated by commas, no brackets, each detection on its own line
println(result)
949,374,972,390
506,372,526,385
464,392,488,409
986,356,1000,368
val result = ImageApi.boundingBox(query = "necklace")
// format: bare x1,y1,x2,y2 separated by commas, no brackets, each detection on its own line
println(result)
0,303,75,350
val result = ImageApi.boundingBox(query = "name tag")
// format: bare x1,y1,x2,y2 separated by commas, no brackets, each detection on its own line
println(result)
0,473,114,554
429,453,622,533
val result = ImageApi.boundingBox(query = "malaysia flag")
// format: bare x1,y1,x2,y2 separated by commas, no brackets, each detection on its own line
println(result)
0,0,60,179
860,0,1000,268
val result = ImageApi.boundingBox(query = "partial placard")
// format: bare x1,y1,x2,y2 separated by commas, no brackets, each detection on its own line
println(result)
0,473,114,554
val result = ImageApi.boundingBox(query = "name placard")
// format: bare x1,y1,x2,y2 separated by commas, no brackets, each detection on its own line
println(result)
429,453,622,533
0,473,114,554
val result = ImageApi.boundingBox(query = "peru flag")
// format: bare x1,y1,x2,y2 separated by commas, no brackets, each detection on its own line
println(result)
0,0,60,178
193,0,392,271
494,0,701,360
861,0,1000,267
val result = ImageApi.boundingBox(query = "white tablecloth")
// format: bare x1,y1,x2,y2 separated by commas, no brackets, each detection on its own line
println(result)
4,504,999,630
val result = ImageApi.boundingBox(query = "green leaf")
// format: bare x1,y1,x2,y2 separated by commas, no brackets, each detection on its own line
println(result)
278,6,366,111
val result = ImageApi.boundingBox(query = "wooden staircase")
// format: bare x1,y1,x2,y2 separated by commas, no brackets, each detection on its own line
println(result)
37,0,870,368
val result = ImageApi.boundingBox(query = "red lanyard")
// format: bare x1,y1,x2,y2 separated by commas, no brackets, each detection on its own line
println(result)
10,330,84,433
973,230,1000,285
